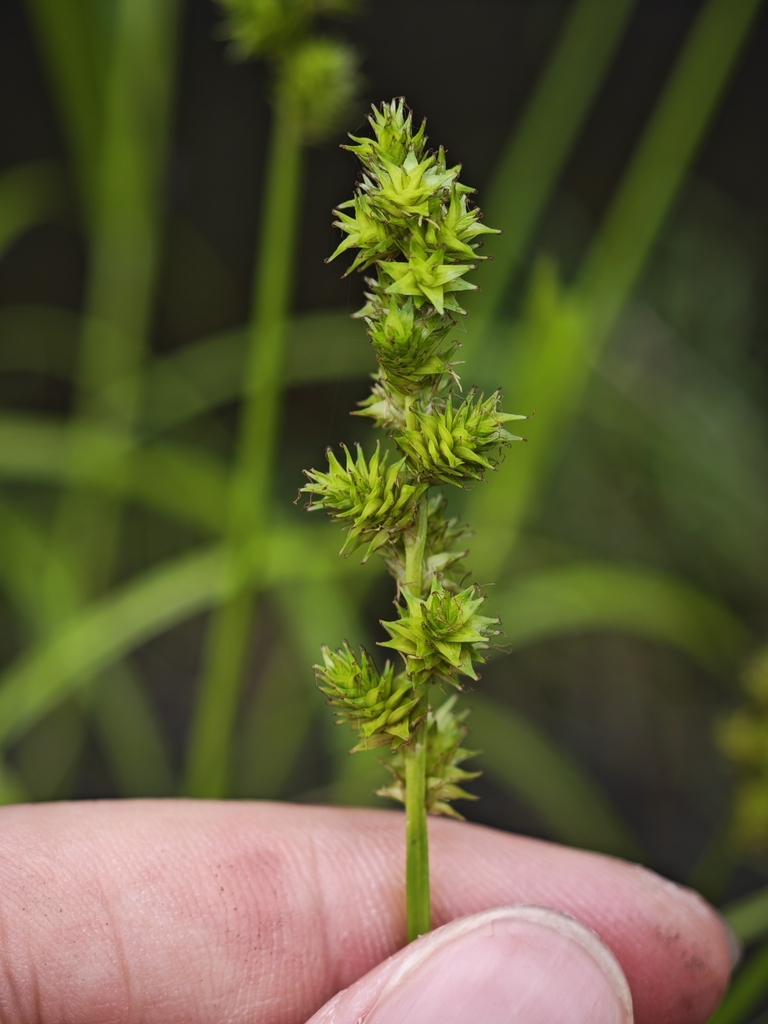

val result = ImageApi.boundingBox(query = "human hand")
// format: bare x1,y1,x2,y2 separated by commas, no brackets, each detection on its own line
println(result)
0,800,735,1024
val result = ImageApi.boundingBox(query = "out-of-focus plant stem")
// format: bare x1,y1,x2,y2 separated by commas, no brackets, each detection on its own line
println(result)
469,0,763,582
462,0,638,364
45,0,179,606
577,0,764,338
25,0,180,798
184,86,303,798
23,0,104,222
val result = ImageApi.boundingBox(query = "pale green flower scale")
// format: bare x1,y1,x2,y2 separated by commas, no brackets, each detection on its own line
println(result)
315,642,426,750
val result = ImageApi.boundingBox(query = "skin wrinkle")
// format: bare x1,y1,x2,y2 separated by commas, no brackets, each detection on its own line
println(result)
0,935,32,1024
0,800,731,1024
0,889,22,1023
94,872,134,1022
308,824,338,1005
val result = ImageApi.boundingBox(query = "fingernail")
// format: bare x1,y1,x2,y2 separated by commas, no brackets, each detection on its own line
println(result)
366,906,633,1024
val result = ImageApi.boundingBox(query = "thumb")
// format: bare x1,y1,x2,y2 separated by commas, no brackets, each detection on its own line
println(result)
308,905,634,1024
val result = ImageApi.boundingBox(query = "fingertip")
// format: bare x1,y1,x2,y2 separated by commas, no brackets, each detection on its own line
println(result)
308,905,633,1024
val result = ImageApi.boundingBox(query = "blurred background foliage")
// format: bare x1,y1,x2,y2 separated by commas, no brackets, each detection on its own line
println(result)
1,0,768,1015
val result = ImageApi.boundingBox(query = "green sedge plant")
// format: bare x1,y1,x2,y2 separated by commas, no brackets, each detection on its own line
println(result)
301,100,526,940
185,0,361,798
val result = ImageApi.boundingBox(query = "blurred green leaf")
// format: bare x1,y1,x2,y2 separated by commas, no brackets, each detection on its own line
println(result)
13,699,85,801
464,0,638,352
470,0,762,577
0,547,223,751
235,639,310,799
578,0,764,341
469,693,641,858
470,261,589,575
24,0,106,217
0,497,174,799
143,309,370,434
0,161,68,258
0,305,78,380
89,663,175,797
275,578,385,806
599,329,768,591
724,886,768,947
0,523,365,751
708,943,768,1024
0,307,368,435
0,413,227,533
490,561,753,680
234,575,368,802
0,498,80,636
0,760,30,805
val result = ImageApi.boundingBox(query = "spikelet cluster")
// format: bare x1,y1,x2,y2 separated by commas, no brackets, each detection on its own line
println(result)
302,100,525,816
218,0,359,142
377,698,480,819
315,642,425,751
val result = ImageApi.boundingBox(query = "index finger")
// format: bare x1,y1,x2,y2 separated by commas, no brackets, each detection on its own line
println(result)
0,800,733,1024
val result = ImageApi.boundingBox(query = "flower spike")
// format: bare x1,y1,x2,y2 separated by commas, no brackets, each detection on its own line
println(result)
302,99,528,941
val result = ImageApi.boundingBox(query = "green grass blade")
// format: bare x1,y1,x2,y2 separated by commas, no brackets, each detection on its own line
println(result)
0,761,30,805
470,0,762,576
235,638,312,800
7,4,176,796
463,0,638,354
491,561,753,680
724,887,768,947
234,576,366,802
0,413,227,534
50,0,182,602
142,309,370,433
89,663,175,796
470,262,590,575
185,85,305,799
708,944,768,1024
0,497,174,798
0,305,78,380
469,693,641,858
0,498,80,636
0,547,223,750
578,0,765,340
0,306,368,435
0,162,67,257
13,699,86,801
23,0,105,217
599,343,768,590
0,526,365,753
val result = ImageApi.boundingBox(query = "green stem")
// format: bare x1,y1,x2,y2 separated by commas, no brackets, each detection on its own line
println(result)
402,493,430,939
577,0,764,339
404,494,428,596
184,85,303,798
404,720,430,941
468,0,762,582
462,0,637,359
46,0,179,601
